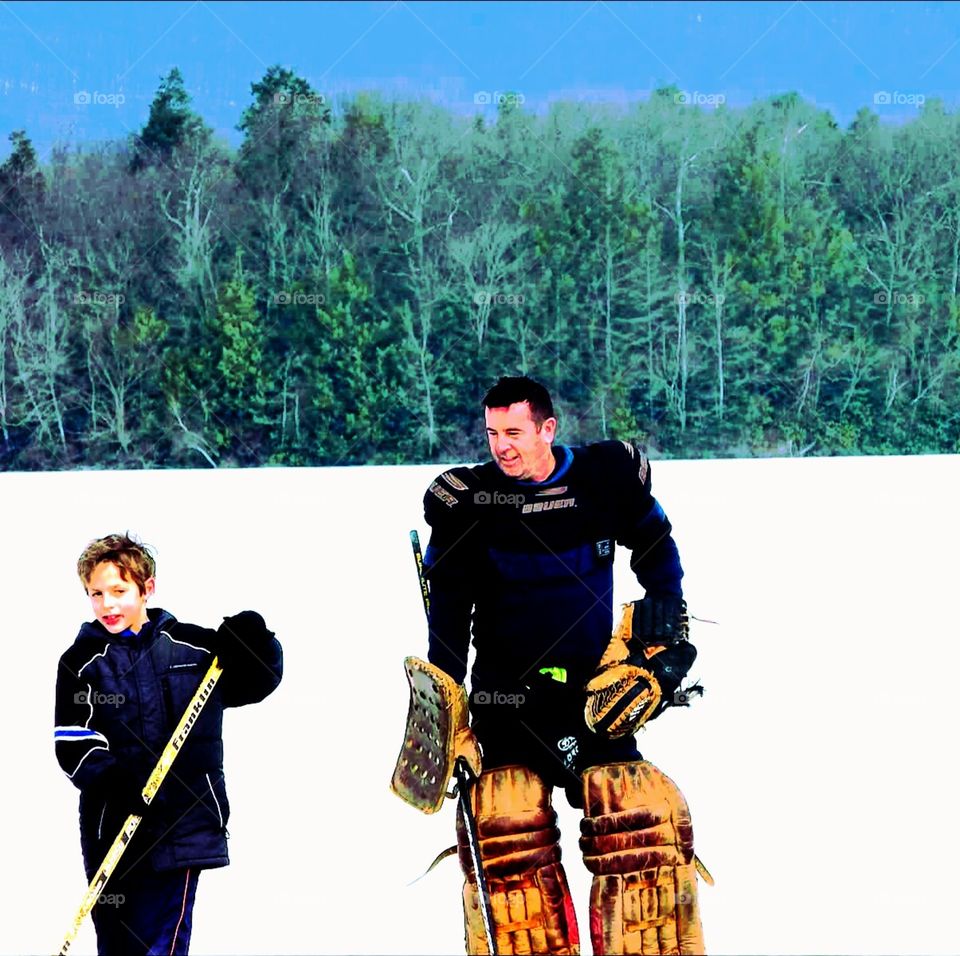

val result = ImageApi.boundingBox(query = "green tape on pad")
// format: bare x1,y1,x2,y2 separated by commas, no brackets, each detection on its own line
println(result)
538,666,567,683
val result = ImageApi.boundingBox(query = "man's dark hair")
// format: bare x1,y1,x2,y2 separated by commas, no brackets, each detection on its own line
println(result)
482,376,556,426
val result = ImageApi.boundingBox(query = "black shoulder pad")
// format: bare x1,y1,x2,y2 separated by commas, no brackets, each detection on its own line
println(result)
423,466,477,525
582,439,651,489
620,439,650,487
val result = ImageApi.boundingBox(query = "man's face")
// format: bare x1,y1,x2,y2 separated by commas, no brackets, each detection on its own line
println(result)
85,561,154,634
485,402,557,481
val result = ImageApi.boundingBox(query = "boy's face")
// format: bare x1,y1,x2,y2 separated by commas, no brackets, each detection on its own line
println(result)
85,561,154,634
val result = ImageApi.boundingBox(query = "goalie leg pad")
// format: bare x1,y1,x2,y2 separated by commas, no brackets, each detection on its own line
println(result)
579,761,705,955
458,765,580,955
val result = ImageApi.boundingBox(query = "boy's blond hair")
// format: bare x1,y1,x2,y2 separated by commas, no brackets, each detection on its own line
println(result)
77,532,156,594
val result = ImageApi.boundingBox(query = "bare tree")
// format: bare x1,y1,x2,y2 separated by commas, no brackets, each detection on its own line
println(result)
376,104,461,454
0,255,29,443
160,148,223,320
12,240,73,451
700,237,736,420
449,220,525,349
656,146,698,431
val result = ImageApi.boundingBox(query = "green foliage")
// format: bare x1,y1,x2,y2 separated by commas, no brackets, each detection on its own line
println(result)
236,64,330,197
307,252,404,463
0,130,45,258
130,68,210,171
2,74,960,469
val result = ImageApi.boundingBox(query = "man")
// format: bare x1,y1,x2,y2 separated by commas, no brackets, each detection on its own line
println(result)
420,375,705,955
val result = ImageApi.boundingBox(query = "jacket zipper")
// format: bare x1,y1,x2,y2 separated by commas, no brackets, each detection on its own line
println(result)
205,773,224,828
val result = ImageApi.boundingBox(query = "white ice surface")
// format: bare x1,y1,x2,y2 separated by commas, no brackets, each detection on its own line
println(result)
2,456,959,955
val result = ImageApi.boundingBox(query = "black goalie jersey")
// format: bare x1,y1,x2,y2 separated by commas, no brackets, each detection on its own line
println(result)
422,440,683,690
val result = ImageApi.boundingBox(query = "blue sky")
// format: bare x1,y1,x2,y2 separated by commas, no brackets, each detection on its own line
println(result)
1,0,959,161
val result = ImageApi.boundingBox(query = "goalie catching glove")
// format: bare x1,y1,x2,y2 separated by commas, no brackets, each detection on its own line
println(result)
585,596,697,739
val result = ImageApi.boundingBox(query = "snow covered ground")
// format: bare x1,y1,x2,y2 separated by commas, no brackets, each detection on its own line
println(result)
3,455,958,955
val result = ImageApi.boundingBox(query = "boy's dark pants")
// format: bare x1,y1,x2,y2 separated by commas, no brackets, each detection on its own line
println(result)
90,865,200,956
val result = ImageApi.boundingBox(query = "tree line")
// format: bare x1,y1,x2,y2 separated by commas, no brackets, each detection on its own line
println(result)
0,65,957,469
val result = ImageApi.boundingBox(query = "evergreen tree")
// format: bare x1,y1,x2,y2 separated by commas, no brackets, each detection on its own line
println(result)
130,68,210,171
236,64,330,197
0,130,45,259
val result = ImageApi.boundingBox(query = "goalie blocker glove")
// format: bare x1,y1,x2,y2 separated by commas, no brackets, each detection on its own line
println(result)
391,657,482,814
585,596,697,739
632,594,689,644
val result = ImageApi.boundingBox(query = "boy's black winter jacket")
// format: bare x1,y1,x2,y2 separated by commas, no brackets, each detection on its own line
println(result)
54,607,282,879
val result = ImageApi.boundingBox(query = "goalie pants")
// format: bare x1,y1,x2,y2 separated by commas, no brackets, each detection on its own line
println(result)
90,865,199,956
470,687,641,808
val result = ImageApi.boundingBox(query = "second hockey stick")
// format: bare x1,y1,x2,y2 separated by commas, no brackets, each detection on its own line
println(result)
409,530,499,955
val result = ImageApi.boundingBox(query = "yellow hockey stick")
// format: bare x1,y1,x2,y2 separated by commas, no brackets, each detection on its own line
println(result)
56,656,223,955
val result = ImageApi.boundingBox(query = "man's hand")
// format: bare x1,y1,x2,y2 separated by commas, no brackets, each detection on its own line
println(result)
453,722,482,780
629,595,689,645
391,657,483,813
585,600,697,738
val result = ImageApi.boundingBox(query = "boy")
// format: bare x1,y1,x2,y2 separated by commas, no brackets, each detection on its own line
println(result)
54,533,283,955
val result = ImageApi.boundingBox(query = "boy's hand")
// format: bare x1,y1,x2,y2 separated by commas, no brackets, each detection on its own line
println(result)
215,611,276,668
94,763,151,818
